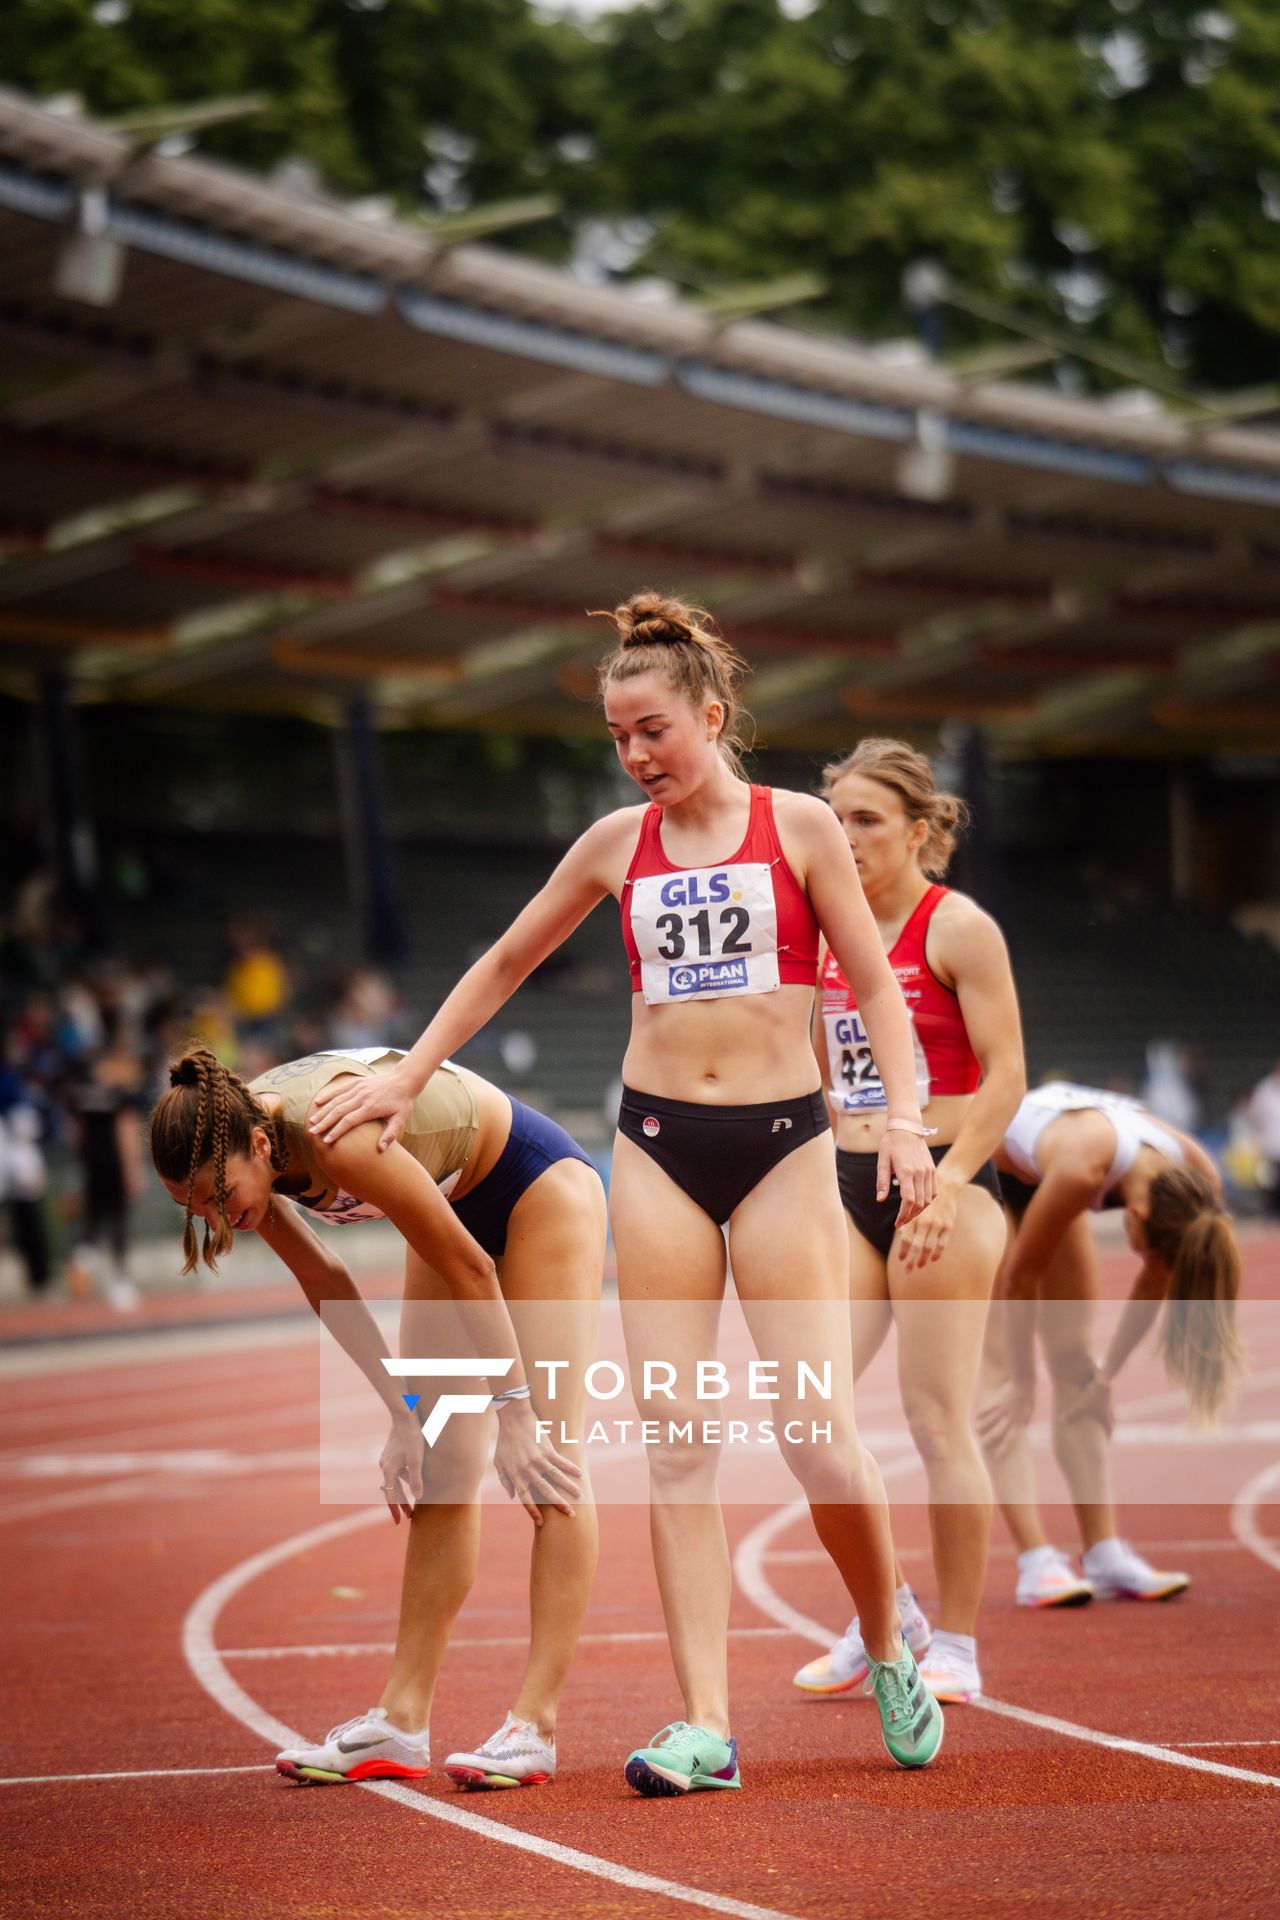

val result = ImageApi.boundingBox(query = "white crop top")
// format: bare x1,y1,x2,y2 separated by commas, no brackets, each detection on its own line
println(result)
1003,1081,1184,1207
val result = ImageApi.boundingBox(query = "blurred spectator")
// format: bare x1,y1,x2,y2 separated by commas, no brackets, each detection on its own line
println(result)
1246,1062,1280,1219
0,1063,49,1293
223,917,290,1043
190,992,241,1070
1141,1040,1203,1134
498,1029,538,1078
330,967,403,1051
64,1020,145,1311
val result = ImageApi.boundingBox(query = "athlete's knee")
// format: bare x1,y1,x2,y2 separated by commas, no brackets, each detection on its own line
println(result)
902,1398,970,1472
1044,1342,1094,1394
645,1414,720,1489
416,1422,486,1500
786,1433,875,1505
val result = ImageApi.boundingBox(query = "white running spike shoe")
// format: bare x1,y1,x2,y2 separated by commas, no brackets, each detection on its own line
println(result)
1015,1547,1095,1609
793,1593,932,1695
1082,1539,1190,1602
276,1708,430,1785
444,1713,556,1790
917,1642,982,1704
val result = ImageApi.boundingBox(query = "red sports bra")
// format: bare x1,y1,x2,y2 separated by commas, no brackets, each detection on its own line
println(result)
621,785,820,1005
820,884,980,1111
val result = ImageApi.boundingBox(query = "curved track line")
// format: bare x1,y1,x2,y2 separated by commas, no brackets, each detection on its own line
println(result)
182,1506,809,1920
1230,1459,1280,1574
733,1488,1280,1792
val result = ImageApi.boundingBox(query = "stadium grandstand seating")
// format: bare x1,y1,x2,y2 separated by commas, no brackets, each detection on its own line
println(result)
103,830,1280,1128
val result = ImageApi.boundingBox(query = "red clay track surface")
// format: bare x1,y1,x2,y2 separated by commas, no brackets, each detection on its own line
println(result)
3,1234,1279,1920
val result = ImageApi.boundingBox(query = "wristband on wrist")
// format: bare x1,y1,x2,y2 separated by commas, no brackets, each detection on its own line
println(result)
884,1118,939,1137
490,1383,532,1411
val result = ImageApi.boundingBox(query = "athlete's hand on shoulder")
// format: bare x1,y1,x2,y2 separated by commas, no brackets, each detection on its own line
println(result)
894,1175,958,1271
877,1129,937,1226
493,1400,583,1527
975,1377,1036,1455
380,1408,427,1525
309,1067,417,1153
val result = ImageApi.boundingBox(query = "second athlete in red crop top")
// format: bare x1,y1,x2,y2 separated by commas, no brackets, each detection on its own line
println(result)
821,883,980,1112
621,785,820,1005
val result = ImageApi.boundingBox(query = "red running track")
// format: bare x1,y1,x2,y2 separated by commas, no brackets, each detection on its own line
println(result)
2,1235,1279,1920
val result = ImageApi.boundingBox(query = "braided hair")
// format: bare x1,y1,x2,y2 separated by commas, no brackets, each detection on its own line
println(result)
150,1047,287,1273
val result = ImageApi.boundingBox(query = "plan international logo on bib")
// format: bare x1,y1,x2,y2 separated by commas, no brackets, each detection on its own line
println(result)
669,959,750,995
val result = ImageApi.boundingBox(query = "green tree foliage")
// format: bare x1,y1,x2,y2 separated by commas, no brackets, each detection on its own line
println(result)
0,0,591,214
587,0,1280,389
3,0,1277,388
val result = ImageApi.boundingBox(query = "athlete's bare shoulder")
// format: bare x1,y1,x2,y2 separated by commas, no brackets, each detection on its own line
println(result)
769,786,828,828
929,887,1008,950
769,786,837,867
569,803,650,894
580,803,648,852
925,887,1011,990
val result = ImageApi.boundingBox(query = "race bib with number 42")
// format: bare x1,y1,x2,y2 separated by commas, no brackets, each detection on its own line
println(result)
824,1007,931,1113
629,862,780,1005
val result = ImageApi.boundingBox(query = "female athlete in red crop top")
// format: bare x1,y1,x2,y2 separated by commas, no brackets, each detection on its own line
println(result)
309,592,945,1793
793,738,1025,1710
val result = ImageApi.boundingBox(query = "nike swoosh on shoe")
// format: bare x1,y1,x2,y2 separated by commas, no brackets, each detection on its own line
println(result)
336,1735,392,1754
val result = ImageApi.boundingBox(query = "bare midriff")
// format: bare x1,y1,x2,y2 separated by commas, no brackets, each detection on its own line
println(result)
622,983,822,1105
835,1089,974,1155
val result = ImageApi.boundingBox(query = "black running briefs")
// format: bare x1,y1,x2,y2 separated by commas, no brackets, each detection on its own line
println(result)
836,1145,1003,1257
617,1087,829,1226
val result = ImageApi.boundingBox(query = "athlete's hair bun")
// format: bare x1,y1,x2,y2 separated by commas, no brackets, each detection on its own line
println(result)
168,1048,214,1090
611,591,698,649
594,588,753,773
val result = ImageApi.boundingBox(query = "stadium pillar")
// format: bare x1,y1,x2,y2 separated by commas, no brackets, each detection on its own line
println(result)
336,695,406,966
956,724,1000,913
1169,768,1196,903
38,668,105,951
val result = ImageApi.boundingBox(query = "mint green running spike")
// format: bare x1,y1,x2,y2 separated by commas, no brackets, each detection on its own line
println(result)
625,1722,741,1796
864,1642,944,1769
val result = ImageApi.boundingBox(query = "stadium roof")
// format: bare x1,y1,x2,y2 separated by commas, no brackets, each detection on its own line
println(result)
1,87,1278,758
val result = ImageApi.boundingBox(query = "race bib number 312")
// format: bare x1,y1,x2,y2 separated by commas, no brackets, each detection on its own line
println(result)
631,862,780,1004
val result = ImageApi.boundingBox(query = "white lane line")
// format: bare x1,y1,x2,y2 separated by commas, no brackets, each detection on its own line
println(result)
0,1473,173,1527
733,1494,1280,1793
1230,1460,1280,1575
222,1626,793,1660
183,1507,808,1920
975,1697,1280,1787
0,1315,316,1383
1165,1742,1280,1750
0,1389,369,1465
766,1537,1251,1565
1112,1421,1280,1444
1,1765,273,1786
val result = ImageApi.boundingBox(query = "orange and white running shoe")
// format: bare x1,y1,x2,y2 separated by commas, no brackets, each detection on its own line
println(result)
794,1590,932,1695
1015,1547,1095,1609
1081,1538,1190,1601
918,1637,982,1704
444,1714,555,1790
276,1708,430,1785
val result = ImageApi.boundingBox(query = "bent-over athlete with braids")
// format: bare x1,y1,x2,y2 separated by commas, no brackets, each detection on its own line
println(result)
150,1045,604,1793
